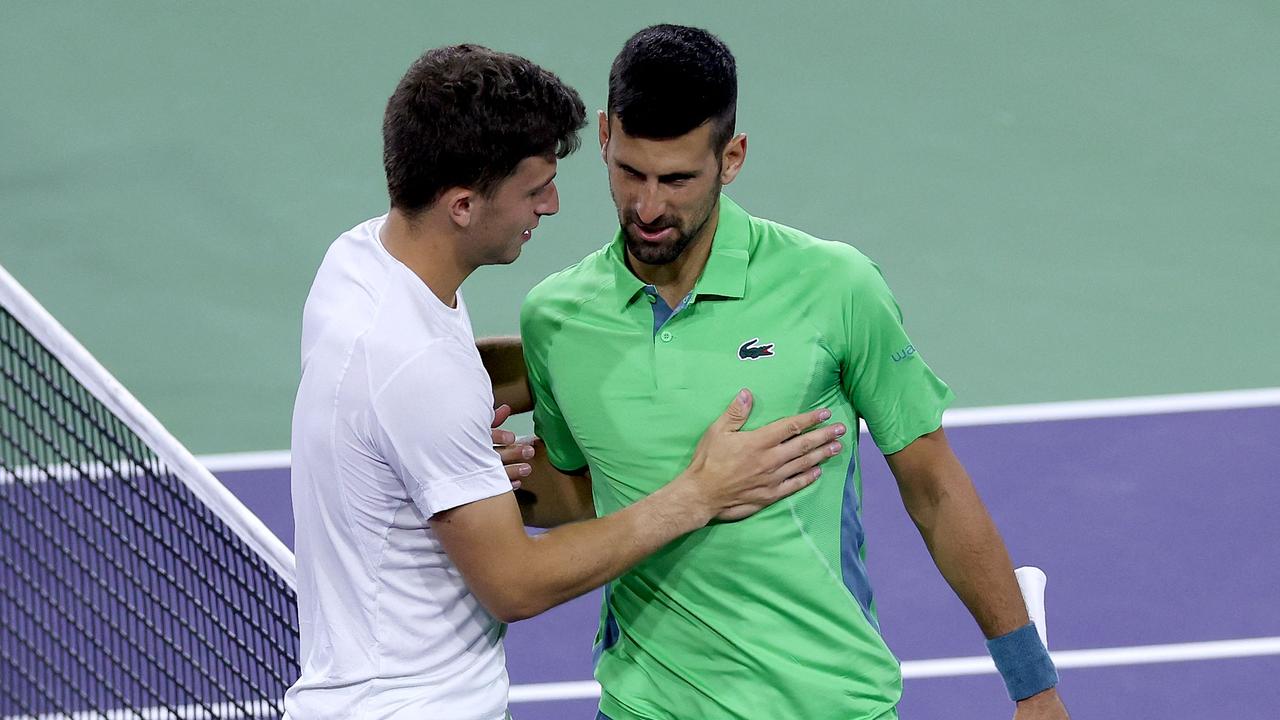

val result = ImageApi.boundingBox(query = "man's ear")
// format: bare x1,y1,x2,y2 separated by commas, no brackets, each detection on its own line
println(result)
719,133,748,186
598,110,610,163
442,187,475,228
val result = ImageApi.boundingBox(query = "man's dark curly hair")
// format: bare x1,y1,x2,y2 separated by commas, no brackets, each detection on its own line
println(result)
382,44,586,214
608,25,737,151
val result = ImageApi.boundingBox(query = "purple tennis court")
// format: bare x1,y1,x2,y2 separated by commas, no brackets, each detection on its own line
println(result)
213,395,1280,719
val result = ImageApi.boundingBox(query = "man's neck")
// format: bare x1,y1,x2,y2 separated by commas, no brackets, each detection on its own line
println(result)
380,208,471,308
627,200,720,308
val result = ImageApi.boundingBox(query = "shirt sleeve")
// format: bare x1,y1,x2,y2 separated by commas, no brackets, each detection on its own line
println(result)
370,339,513,516
839,255,955,455
520,297,588,473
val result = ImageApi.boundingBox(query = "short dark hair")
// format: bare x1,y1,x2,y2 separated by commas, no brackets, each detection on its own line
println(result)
607,25,737,151
382,44,586,214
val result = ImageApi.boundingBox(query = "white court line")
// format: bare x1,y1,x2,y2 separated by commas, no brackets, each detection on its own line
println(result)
942,386,1280,428
195,387,1280,473
506,635,1280,703
198,449,291,473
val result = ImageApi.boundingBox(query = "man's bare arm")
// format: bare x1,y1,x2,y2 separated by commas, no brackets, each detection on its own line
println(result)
477,336,532,414
886,428,1067,717
433,392,845,622
514,436,595,528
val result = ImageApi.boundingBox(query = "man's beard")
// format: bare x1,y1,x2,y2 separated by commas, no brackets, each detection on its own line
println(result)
623,221,696,265
620,194,718,267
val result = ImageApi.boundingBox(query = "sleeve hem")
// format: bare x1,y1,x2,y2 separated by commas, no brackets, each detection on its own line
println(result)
409,465,513,517
872,388,955,455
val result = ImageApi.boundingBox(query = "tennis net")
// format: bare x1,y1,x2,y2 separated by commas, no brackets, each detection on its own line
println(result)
0,263,298,719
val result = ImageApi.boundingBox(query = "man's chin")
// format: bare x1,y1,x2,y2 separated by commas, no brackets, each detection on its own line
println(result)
486,247,523,266
624,236,685,266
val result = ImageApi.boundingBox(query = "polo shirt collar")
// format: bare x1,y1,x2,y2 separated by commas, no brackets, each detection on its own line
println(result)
609,194,751,310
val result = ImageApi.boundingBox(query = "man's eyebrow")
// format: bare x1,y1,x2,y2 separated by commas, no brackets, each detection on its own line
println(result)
616,162,699,182
533,172,557,190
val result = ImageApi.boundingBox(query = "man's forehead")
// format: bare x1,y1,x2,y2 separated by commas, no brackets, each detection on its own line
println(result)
607,115,717,169
511,155,557,182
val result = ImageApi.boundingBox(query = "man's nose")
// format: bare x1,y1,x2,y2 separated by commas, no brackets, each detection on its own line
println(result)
633,185,665,225
538,185,560,217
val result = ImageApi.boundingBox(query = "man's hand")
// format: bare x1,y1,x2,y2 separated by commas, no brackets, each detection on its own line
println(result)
1014,688,1069,719
674,389,846,522
491,403,534,489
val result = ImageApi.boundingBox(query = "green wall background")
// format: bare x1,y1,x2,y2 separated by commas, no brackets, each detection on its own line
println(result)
2,1,1276,453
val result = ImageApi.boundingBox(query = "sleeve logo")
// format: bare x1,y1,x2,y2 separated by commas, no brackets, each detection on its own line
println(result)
891,344,917,363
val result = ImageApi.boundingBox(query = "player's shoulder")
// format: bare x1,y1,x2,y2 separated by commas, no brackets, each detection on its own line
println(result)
319,215,388,269
748,213,885,286
301,216,395,347
358,326,477,408
522,243,614,322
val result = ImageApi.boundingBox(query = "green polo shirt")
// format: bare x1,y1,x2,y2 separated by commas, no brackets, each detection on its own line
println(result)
520,196,953,720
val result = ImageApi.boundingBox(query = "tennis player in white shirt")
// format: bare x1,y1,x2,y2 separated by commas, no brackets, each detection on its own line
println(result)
284,44,846,720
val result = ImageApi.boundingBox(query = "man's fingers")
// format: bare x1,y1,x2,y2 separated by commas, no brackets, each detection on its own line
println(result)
772,439,842,481
768,422,845,466
755,407,831,445
496,442,534,465
492,403,512,428
721,465,824,520
498,432,534,484
771,466,822,499
504,463,531,484
715,389,754,433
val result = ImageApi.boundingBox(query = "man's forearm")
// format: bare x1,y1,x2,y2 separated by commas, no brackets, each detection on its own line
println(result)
889,430,1066,714
437,477,710,623
477,335,532,414
517,479,710,614
888,431,1027,638
908,476,1028,638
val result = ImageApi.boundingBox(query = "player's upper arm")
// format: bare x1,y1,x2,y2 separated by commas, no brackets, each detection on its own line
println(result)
370,340,511,516
430,492,537,622
884,427,970,512
835,251,954,454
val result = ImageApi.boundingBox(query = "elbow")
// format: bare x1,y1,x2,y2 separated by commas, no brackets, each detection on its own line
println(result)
477,588,551,624
488,599,545,624
902,486,948,534
492,605,536,624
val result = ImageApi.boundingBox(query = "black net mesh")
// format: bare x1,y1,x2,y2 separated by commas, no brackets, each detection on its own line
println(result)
0,307,299,719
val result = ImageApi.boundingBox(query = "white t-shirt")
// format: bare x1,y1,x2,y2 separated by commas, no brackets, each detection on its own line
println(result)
284,215,514,720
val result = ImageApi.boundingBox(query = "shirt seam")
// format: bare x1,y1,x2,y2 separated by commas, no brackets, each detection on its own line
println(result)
367,339,454,404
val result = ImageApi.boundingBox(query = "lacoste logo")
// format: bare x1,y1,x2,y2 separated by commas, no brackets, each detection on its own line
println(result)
891,344,917,363
738,338,775,360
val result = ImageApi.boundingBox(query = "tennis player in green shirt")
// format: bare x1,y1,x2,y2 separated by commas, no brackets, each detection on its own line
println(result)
494,24,1068,720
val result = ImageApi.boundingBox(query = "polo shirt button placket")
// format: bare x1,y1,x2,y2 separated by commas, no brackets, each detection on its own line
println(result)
659,330,673,343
